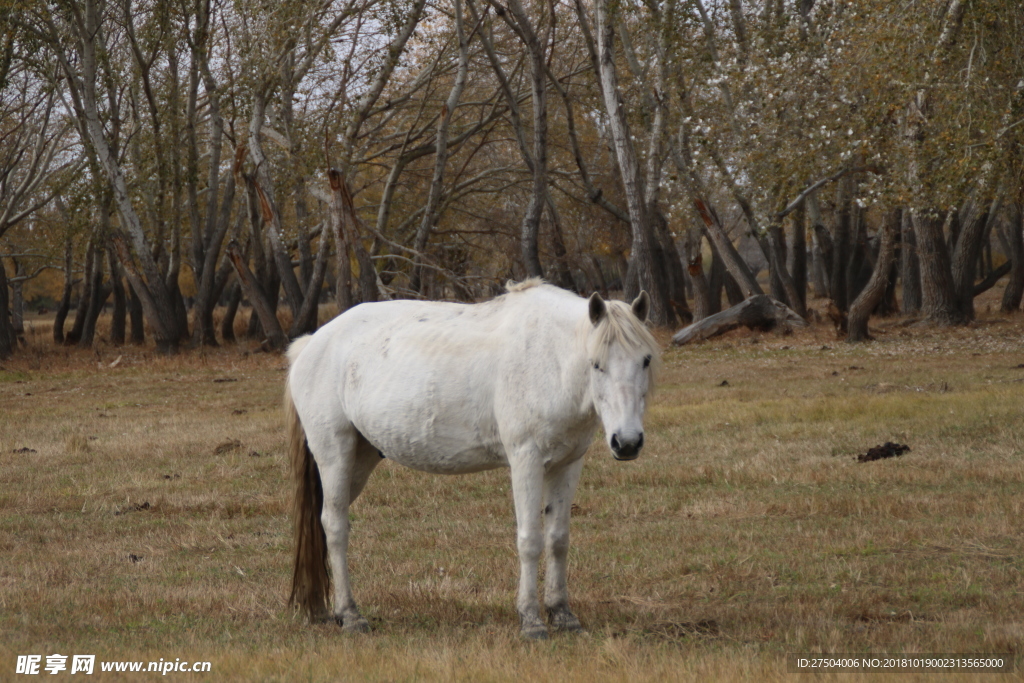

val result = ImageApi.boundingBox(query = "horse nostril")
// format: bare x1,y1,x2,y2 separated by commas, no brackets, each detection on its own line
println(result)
637,433,644,450
610,434,621,451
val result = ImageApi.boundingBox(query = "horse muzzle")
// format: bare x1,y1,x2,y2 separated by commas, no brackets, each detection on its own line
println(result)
610,432,643,461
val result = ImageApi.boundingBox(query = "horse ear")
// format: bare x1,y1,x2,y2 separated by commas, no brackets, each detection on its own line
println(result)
588,292,606,325
631,291,650,322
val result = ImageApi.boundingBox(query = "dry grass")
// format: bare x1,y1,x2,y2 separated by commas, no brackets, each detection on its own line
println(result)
2,298,1023,681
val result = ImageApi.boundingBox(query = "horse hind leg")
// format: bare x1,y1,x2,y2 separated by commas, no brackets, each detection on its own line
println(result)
311,425,379,633
543,458,585,633
349,433,381,503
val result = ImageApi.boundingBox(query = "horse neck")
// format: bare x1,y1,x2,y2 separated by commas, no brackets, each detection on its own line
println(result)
566,318,597,421
514,292,596,421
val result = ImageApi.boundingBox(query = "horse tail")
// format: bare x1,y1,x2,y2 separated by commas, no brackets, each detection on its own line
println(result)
285,337,331,622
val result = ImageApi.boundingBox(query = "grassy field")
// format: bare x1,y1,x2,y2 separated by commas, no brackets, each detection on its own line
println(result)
1,302,1023,681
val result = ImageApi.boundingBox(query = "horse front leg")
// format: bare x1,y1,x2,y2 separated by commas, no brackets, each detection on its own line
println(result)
543,457,585,633
510,456,547,640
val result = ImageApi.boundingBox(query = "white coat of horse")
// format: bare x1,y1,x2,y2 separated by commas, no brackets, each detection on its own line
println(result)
284,279,660,639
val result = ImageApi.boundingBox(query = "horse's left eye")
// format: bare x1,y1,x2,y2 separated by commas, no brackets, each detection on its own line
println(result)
593,362,601,371
643,355,651,369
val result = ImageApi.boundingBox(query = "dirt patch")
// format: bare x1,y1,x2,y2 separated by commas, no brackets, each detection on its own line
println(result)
213,439,241,454
115,501,151,515
857,442,911,463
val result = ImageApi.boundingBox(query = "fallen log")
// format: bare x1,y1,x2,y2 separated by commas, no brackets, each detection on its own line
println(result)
672,295,808,345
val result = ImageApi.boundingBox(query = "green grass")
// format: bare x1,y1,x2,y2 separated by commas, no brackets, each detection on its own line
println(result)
1,312,1023,681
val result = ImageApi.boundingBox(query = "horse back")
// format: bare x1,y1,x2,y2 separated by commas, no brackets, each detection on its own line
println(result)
289,292,593,473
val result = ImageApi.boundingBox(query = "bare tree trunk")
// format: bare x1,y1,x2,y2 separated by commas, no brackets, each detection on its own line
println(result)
67,238,95,345
708,243,727,313
765,232,787,303
165,47,188,345
1001,204,1024,312
671,110,760,304
900,209,922,314
328,172,381,306
503,0,548,280
75,248,100,348
808,191,829,298
830,175,852,311
846,204,869,302
767,223,805,317
901,1,967,325
53,237,74,345
946,210,961,257
126,277,145,344
333,238,353,314
694,200,763,298
10,258,24,340
78,283,112,349
789,202,807,312
246,162,304,320
220,281,241,343
412,0,469,292
64,0,180,351
289,227,330,336
225,240,287,350
355,247,378,305
952,192,1003,320
723,271,745,307
108,249,125,345
294,180,314,289
684,226,712,321
547,199,575,290
588,256,609,298
848,209,898,342
875,223,900,317
654,209,691,323
79,243,112,348
913,209,964,325
594,0,670,324
811,238,828,299
289,176,336,336
0,259,14,359
191,149,239,347
238,174,278,341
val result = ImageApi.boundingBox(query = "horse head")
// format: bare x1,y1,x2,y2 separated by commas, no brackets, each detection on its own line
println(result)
586,291,660,461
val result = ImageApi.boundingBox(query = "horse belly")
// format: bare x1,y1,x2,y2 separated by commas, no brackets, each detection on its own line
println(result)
357,415,507,474
344,362,506,475
380,440,507,474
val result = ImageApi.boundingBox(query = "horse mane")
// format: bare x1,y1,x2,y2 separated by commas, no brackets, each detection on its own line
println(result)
583,299,662,390
505,277,546,293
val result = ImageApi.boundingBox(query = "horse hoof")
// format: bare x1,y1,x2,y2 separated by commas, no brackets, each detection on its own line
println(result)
338,615,370,633
520,623,549,640
549,611,584,634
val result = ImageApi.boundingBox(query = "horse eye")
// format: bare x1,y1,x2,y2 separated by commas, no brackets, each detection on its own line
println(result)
643,355,652,369
592,362,601,371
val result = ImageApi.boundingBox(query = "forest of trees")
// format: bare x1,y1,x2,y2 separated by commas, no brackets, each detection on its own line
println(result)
0,0,1021,357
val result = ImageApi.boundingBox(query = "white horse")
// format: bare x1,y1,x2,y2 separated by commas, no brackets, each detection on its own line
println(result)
284,279,659,639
